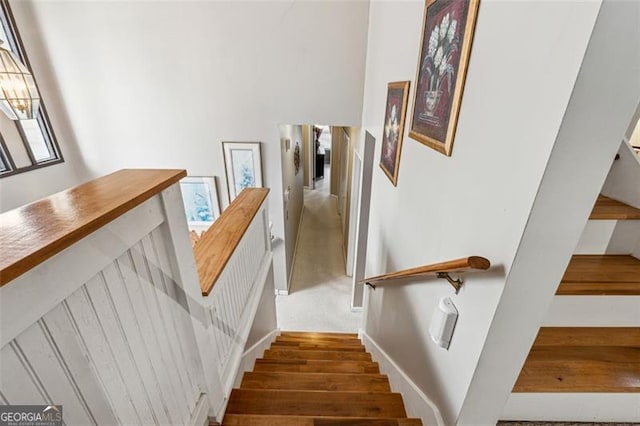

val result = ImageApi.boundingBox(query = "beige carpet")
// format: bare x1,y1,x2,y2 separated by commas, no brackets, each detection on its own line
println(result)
276,172,362,332
498,423,638,425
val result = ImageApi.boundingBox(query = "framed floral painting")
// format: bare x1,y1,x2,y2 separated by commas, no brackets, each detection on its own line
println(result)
379,81,410,186
409,0,480,156
222,142,263,202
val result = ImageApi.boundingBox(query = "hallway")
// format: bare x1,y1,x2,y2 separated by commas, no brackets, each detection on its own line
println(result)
276,169,362,332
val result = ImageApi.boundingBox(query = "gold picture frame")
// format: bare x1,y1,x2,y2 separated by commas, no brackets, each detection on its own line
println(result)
409,0,480,156
379,81,410,186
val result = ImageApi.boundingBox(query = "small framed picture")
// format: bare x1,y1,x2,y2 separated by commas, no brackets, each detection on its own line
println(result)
380,81,410,186
180,176,220,230
222,142,263,202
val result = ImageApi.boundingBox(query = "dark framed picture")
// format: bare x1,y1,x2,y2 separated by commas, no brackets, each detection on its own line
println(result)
380,81,410,186
409,0,480,156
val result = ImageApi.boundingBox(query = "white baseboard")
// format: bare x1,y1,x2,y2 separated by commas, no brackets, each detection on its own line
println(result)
275,289,289,296
361,331,444,426
233,329,280,389
215,328,279,422
287,207,306,291
189,393,211,426
213,254,273,421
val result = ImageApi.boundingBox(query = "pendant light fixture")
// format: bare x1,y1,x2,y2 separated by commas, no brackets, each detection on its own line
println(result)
0,41,40,120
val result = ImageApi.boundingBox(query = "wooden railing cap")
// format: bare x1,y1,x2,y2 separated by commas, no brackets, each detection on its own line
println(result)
195,188,270,296
0,169,186,286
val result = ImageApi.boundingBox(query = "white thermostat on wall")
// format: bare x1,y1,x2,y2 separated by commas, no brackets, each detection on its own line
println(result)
429,297,459,350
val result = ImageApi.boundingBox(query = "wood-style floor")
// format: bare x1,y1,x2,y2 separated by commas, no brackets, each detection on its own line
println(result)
221,332,422,425
513,328,640,392
556,255,640,295
515,194,640,394
589,195,640,220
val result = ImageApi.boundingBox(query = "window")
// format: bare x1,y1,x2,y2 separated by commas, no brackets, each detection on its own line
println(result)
0,0,62,177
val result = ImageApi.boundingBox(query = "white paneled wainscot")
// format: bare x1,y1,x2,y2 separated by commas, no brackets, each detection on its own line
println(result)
0,170,275,425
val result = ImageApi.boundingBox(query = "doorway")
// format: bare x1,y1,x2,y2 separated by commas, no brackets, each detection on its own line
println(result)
309,125,332,192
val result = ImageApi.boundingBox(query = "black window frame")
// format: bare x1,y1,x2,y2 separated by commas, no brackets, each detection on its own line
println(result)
0,0,63,178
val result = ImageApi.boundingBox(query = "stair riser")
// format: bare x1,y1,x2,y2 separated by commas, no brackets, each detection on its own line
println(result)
279,332,360,339
502,393,640,422
222,415,423,425
240,372,391,392
226,390,407,417
275,337,364,345
263,350,372,361
543,297,640,327
254,361,380,374
575,220,640,255
270,342,366,352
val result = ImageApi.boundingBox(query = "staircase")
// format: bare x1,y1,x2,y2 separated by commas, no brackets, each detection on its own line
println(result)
222,332,422,425
504,192,640,421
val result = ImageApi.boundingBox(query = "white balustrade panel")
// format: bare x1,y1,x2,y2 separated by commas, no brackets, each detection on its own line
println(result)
206,207,270,391
0,231,205,425
0,185,274,424
0,192,208,425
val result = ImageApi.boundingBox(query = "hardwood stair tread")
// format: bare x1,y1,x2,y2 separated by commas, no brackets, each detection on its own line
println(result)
556,255,640,295
225,389,407,417
223,332,416,423
221,414,422,425
263,349,372,361
254,359,380,374
590,195,640,220
240,372,391,392
514,327,640,393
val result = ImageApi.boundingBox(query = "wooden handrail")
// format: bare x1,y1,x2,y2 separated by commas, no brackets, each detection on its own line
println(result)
360,256,490,293
195,188,269,296
0,169,186,286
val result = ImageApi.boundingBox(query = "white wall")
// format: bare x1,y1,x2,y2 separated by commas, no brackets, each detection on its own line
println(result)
460,0,640,422
0,2,91,212
358,0,631,424
279,124,304,291
629,116,640,148
10,0,369,289
602,141,640,208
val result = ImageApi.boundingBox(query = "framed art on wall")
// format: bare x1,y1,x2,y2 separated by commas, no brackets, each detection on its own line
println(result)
379,81,410,186
409,0,480,156
222,142,263,202
180,176,220,230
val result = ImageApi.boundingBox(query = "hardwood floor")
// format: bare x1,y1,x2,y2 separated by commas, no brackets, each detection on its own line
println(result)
556,255,640,295
513,327,640,392
589,195,640,220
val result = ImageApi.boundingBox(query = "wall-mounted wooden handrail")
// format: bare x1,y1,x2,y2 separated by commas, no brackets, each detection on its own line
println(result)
195,188,269,296
0,169,187,286
360,256,490,293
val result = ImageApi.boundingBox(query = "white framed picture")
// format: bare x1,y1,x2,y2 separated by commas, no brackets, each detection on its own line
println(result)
179,176,220,231
222,142,263,202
